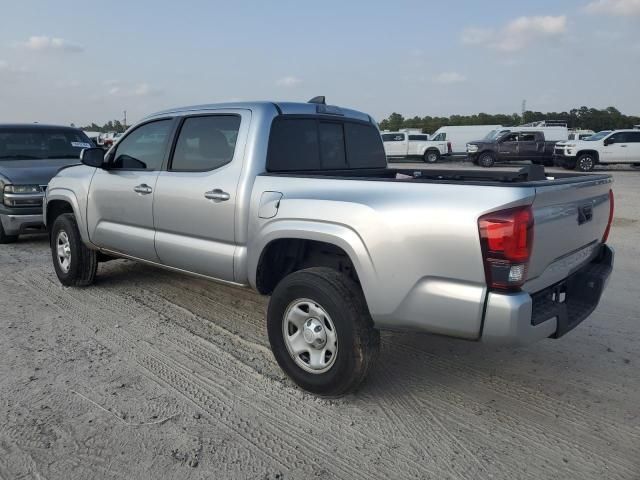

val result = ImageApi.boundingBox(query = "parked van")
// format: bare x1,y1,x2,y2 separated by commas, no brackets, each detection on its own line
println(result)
430,125,502,154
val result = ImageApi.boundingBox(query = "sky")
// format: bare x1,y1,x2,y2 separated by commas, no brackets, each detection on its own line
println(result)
0,0,639,126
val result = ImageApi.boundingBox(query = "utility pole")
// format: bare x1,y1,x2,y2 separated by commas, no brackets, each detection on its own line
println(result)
123,110,127,129
521,100,526,123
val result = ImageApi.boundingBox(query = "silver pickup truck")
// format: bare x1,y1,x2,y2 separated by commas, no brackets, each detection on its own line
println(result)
44,98,614,396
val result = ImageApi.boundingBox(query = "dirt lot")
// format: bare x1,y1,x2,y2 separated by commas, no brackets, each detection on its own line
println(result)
1,164,639,480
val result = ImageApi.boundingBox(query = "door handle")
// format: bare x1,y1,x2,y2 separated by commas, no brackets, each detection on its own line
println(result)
204,189,230,202
133,184,153,195
619,145,627,148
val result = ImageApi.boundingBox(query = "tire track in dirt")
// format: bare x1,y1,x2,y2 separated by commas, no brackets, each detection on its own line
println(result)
390,335,640,450
366,346,637,479
19,271,448,479
59,273,452,479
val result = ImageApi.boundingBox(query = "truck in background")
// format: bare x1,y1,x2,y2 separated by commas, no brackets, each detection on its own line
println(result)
381,130,451,163
429,125,502,154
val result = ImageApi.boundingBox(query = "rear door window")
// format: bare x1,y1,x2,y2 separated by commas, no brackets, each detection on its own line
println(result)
170,115,241,171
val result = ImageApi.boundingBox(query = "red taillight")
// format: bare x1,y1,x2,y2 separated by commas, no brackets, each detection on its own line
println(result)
602,189,614,243
478,206,534,290
447,141,452,154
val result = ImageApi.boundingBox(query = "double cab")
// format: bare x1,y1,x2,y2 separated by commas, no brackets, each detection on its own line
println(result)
467,130,558,168
44,99,614,396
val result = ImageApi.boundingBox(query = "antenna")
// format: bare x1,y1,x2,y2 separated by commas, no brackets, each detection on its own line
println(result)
308,96,326,105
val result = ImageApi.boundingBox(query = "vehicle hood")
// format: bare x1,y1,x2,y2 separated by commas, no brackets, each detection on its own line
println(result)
555,140,595,147
0,158,81,185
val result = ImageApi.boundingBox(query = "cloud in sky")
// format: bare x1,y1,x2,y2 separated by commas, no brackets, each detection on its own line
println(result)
276,76,302,87
19,36,83,53
0,60,29,75
432,72,466,84
105,81,162,98
461,15,567,52
585,0,640,15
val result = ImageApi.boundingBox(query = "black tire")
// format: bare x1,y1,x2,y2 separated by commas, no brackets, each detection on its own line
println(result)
50,213,98,287
0,222,18,244
478,152,495,168
267,267,380,396
576,153,596,172
424,150,440,163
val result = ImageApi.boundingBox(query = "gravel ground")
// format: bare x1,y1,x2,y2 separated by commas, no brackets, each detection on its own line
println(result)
1,163,639,479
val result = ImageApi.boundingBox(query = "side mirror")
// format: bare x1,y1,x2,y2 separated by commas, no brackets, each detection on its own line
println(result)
603,138,613,146
80,148,106,168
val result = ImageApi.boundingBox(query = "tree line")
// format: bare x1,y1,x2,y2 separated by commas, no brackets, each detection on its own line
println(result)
378,106,640,134
77,120,127,133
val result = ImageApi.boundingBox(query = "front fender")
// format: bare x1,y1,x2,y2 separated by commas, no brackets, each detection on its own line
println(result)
45,188,92,246
247,219,378,307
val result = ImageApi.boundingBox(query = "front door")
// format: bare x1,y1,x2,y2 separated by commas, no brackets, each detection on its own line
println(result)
153,111,249,282
86,118,175,261
497,132,519,160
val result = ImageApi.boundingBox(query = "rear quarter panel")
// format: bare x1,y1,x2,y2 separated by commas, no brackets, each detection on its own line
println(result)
247,176,535,338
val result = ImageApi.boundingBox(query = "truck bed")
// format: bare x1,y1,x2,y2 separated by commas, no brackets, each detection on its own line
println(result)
264,165,611,187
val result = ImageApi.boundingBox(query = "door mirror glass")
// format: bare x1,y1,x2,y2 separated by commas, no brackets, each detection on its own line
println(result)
80,147,105,168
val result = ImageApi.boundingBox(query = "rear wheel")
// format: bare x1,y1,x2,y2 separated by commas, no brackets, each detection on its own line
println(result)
424,150,440,163
0,222,18,244
478,152,495,168
267,267,379,396
576,153,596,172
50,213,98,286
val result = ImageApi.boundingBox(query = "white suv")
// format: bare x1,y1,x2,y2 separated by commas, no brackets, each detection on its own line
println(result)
554,129,640,171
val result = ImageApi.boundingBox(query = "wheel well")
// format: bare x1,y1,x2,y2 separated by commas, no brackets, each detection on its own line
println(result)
255,239,359,294
577,150,599,162
425,148,439,155
46,200,74,230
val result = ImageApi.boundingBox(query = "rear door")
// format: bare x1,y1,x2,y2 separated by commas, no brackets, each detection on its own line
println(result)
87,118,175,261
517,132,542,160
153,110,249,281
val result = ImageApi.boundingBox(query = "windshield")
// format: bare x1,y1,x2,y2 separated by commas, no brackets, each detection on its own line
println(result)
0,128,93,160
483,129,509,141
584,130,611,141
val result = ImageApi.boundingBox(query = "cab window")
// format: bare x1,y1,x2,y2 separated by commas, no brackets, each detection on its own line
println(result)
111,120,172,170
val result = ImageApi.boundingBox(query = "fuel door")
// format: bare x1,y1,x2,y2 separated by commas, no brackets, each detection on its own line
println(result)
258,191,283,219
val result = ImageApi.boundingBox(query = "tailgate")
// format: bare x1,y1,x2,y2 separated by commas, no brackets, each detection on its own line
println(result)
524,176,613,293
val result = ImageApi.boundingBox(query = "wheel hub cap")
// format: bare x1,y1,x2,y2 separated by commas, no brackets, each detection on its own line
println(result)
56,231,71,273
303,318,327,348
282,299,338,374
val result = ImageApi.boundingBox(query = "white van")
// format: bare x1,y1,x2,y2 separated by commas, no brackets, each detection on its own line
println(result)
430,125,503,154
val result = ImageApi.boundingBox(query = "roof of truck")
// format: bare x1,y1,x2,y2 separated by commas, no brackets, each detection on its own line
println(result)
145,101,373,123
0,123,82,130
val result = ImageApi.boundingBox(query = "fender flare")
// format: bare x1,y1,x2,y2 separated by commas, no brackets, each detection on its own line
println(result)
247,219,378,306
45,188,93,246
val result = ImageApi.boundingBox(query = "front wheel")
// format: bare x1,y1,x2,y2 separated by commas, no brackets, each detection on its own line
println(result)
424,150,440,163
50,213,98,287
267,267,380,396
478,152,495,168
576,153,596,172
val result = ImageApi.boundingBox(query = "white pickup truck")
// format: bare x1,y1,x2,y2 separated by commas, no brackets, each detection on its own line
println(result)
381,131,451,163
554,129,640,171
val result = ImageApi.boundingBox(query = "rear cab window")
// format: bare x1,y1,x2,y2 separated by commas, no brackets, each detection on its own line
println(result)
267,117,386,171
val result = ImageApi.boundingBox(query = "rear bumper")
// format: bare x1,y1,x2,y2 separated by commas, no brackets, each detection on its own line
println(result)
481,244,613,346
0,213,44,236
